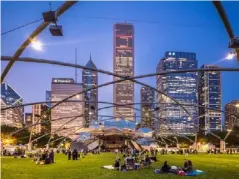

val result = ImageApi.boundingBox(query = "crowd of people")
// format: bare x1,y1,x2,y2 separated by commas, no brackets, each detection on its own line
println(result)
103,148,157,171
1,147,26,157
226,149,238,154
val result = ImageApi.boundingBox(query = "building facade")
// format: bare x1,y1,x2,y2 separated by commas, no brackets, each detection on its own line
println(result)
198,65,222,133
51,78,84,138
25,113,33,131
1,83,23,128
82,56,98,127
113,23,135,121
46,90,51,107
225,100,239,130
32,104,50,134
156,51,198,135
140,87,155,129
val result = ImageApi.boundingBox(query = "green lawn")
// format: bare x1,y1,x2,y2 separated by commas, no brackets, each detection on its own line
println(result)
1,153,239,179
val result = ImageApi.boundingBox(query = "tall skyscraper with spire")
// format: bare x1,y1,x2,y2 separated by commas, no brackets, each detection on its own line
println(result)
82,54,98,126
113,23,135,121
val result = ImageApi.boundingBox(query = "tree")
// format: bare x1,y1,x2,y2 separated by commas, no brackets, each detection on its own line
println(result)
1,125,30,144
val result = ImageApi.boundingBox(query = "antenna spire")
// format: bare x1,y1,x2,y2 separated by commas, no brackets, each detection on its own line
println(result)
75,48,78,83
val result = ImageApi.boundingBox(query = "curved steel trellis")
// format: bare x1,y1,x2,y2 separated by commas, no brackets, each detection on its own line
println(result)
1,100,229,115
212,1,239,61
2,56,239,79
3,56,239,127
3,95,239,139
1,56,193,118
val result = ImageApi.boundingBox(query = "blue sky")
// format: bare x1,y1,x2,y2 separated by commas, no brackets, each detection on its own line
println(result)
1,1,239,125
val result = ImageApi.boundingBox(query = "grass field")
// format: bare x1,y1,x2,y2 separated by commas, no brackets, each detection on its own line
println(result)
1,153,239,179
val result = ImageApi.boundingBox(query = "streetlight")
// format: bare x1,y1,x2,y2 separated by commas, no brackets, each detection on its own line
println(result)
31,39,43,51
225,52,236,60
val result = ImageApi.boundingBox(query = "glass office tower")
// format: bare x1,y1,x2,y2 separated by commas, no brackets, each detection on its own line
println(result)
198,65,222,133
156,51,198,135
1,83,24,128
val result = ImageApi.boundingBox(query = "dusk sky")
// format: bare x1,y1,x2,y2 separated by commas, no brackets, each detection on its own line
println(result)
1,1,239,124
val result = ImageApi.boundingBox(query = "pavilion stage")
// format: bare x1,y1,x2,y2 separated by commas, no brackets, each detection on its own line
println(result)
76,127,143,151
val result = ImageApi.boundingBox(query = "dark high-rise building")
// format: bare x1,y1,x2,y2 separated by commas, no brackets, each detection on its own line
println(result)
46,90,51,107
51,78,84,138
156,51,198,135
25,113,33,131
140,87,155,129
1,83,24,128
225,100,239,130
25,113,33,124
113,23,134,121
82,55,98,127
198,65,222,133
32,104,51,134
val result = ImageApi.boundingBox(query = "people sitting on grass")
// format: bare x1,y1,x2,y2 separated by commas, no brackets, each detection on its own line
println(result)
49,150,54,163
183,160,193,173
161,161,171,173
114,158,120,169
35,150,54,165
103,158,121,170
150,155,157,162
143,154,151,166
13,147,26,158
154,159,202,176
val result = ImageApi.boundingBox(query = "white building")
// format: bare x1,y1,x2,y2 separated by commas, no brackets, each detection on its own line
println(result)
51,78,84,138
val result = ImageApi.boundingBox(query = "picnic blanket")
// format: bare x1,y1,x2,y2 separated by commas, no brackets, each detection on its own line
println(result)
154,169,204,176
103,165,115,170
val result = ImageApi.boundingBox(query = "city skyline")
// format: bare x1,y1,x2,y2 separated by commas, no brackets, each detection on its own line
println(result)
1,1,239,126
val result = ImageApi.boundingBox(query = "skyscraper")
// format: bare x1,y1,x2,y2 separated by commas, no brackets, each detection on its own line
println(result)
225,100,239,130
198,65,222,133
156,51,198,135
46,90,51,107
113,23,134,121
82,55,98,127
51,78,84,138
25,113,33,131
1,83,24,128
32,104,50,134
140,87,155,129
